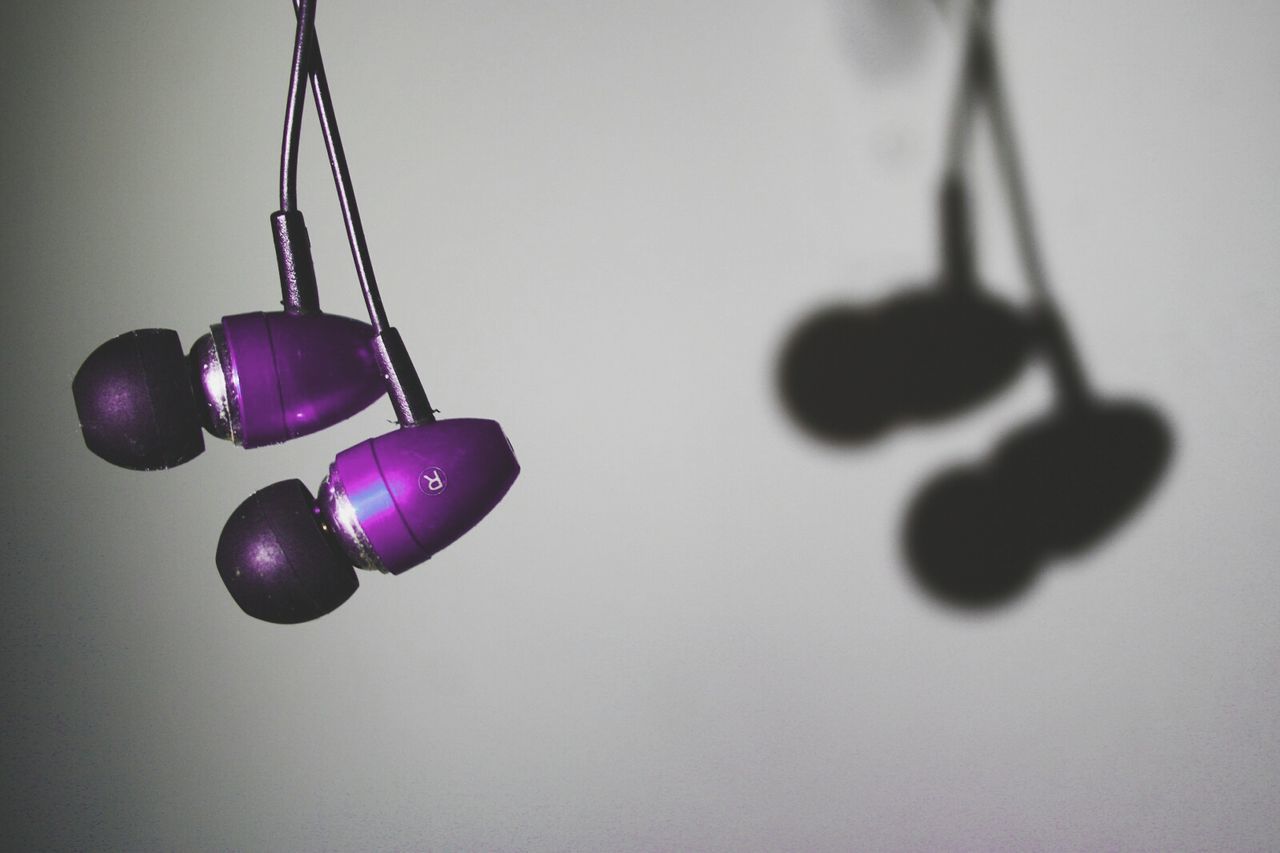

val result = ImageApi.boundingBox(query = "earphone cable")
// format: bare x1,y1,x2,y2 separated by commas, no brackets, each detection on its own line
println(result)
287,0,434,424
288,0,389,335
279,0,316,213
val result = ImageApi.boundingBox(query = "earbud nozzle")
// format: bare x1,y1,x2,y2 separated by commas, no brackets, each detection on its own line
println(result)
216,479,358,624
72,329,205,470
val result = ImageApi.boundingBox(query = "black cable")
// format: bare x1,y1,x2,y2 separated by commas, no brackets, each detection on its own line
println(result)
288,0,388,334
287,0,434,423
279,0,315,212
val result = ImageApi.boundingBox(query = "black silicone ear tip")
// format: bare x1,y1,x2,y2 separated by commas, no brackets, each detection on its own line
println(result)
72,329,205,470
216,479,358,624
903,467,1041,609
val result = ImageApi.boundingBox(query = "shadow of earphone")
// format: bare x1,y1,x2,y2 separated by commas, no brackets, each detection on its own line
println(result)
779,264,1173,611
777,2,1174,611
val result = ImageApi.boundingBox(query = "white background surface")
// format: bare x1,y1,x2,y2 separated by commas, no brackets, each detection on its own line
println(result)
3,1,1279,849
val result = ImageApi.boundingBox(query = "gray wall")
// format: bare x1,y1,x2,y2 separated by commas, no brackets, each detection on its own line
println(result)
3,1,1278,849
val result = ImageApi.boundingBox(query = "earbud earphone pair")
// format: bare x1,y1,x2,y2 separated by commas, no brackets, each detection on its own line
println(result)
72,0,519,623
780,0,1171,608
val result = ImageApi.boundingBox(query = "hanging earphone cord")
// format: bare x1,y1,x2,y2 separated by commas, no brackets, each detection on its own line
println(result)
284,0,436,424
279,0,315,213
282,0,389,333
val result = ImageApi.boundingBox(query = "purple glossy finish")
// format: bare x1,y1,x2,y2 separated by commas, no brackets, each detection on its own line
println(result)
72,328,205,470
327,419,519,574
221,311,383,448
216,479,358,624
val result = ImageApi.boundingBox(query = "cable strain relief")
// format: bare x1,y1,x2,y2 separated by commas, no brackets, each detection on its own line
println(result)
272,209,321,315
373,327,436,426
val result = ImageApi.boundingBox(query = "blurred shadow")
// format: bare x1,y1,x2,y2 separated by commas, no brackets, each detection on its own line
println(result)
903,398,1173,609
775,0,1176,613
777,286,1030,443
833,0,941,79
779,176,1032,444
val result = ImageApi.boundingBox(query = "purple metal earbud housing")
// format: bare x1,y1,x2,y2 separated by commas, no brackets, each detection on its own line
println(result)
75,311,385,469
195,311,384,448
318,418,520,574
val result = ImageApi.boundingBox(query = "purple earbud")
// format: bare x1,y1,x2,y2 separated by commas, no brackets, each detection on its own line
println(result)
217,419,519,622
76,1,521,625
72,328,207,470
191,310,382,448
216,478,359,624
73,309,384,470
210,0,523,624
